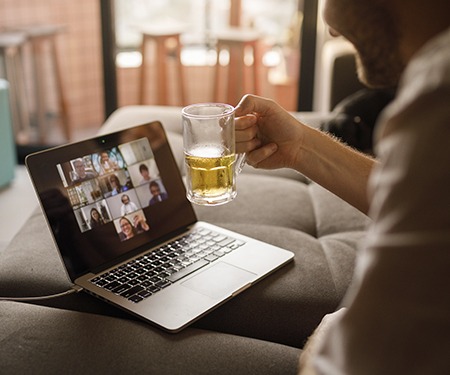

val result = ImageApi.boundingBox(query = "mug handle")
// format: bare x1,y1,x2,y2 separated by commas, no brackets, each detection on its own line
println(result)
236,153,246,174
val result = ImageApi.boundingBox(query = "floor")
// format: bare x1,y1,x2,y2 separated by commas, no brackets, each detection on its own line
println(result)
2,118,99,250
0,166,38,252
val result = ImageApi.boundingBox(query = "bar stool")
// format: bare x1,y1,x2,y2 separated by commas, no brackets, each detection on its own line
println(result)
138,27,186,106
213,28,261,105
17,24,70,143
0,31,32,143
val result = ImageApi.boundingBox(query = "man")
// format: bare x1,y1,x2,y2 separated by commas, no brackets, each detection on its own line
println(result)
235,0,450,373
71,158,97,183
148,180,168,205
138,163,151,184
120,194,138,216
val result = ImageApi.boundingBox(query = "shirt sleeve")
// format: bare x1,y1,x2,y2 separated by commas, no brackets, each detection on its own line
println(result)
312,70,450,374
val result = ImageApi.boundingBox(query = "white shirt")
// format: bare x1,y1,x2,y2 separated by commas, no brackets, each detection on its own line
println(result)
313,27,450,374
120,201,138,216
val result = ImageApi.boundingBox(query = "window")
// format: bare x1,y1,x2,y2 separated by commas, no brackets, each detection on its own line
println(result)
114,0,301,64
112,0,305,110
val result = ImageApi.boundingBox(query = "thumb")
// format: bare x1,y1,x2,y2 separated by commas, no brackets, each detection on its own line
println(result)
235,94,262,117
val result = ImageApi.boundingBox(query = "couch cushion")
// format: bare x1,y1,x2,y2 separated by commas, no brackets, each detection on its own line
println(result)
0,174,369,348
195,173,317,234
0,105,371,348
0,301,300,375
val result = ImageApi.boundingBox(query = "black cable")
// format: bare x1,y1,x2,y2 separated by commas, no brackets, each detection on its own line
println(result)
0,286,83,302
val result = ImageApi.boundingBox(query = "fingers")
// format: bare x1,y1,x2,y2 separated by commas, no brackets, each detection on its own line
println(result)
236,137,261,154
246,143,278,168
235,114,257,136
235,113,260,153
235,94,281,166
235,94,255,117
235,94,276,118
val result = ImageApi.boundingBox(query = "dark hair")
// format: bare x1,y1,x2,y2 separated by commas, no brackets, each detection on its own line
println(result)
139,164,149,173
149,181,160,189
90,207,101,219
119,216,136,234
109,174,121,185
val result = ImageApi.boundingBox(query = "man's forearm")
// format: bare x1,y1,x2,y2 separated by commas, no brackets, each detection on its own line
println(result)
297,125,376,214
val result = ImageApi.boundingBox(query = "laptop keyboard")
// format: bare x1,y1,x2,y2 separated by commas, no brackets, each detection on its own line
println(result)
90,227,245,303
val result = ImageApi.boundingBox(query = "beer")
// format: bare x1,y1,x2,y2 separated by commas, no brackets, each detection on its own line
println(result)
182,102,239,206
185,145,236,205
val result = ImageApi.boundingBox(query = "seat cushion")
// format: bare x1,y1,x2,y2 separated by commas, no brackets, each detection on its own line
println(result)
0,301,300,375
0,106,371,348
0,174,369,348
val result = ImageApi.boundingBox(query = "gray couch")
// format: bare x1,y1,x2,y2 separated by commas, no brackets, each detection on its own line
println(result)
0,105,370,374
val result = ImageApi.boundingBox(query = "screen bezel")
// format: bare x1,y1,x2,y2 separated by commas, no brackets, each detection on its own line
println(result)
26,121,197,280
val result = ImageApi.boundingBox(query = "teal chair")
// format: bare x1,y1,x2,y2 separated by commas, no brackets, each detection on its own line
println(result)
0,79,16,187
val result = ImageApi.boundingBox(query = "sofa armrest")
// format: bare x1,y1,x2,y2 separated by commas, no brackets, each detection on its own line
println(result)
100,105,185,135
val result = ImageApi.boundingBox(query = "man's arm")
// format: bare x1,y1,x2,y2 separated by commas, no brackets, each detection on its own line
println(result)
235,95,376,214
297,125,376,214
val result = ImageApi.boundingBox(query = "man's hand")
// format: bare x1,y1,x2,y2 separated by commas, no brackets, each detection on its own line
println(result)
235,94,305,170
235,94,374,213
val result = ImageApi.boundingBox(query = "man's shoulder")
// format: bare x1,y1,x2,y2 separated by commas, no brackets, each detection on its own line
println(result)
402,27,450,97
375,27,450,144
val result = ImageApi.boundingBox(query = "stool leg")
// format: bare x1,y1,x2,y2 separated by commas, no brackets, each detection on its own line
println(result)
31,38,48,143
50,36,70,140
139,36,147,104
175,37,186,106
156,39,167,105
139,33,185,106
213,45,221,102
13,48,32,142
4,49,23,141
252,41,261,96
227,44,244,105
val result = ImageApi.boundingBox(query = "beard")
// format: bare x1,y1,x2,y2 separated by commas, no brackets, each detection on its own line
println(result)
335,1,405,88
354,39,404,89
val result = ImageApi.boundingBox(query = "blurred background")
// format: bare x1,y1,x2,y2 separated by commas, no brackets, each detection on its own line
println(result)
1,0,344,149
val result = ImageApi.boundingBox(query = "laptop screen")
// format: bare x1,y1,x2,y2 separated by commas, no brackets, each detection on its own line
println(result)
26,122,197,280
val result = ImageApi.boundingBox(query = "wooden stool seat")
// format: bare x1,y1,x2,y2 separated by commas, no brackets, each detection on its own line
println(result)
16,24,70,143
138,27,186,106
0,31,32,143
213,27,261,105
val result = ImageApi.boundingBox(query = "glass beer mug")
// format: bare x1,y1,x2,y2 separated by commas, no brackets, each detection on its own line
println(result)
182,103,245,206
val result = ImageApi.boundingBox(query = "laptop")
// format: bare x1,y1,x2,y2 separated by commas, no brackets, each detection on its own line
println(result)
26,121,294,332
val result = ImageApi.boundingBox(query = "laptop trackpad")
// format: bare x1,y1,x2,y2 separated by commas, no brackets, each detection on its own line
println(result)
181,262,256,299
